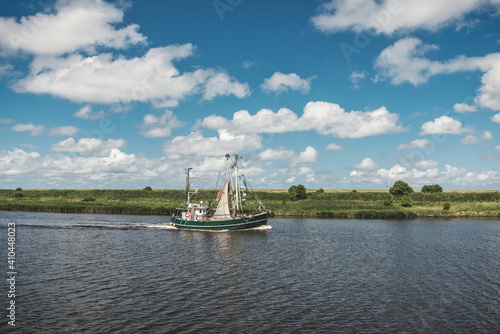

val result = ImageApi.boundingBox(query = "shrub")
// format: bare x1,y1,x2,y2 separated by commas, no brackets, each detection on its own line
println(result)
13,193,24,198
82,197,96,202
383,193,394,206
400,194,412,207
390,181,414,196
443,202,451,210
316,188,325,194
15,187,22,191
143,186,153,191
422,184,443,193
288,184,307,201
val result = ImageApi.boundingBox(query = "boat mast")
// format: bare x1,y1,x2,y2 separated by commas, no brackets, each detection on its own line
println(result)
234,155,240,213
185,167,193,205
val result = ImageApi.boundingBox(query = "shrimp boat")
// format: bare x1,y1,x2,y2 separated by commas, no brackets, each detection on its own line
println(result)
169,154,269,231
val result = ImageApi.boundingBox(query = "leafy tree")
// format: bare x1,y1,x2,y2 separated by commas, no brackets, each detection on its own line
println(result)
400,194,412,207
15,187,22,191
389,180,414,196
288,185,297,200
316,188,325,194
443,202,451,210
143,186,153,191
288,184,307,201
421,184,443,193
383,193,394,206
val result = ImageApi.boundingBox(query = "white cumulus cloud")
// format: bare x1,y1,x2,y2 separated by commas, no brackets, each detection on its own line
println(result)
257,147,295,161
311,0,498,35
12,123,80,136
460,130,494,145
261,72,315,94
293,146,319,165
139,110,184,138
414,160,439,169
0,147,268,189
0,147,174,188
396,139,431,151
453,102,478,113
48,125,80,136
203,72,250,100
11,123,46,136
346,161,475,189
325,143,344,151
0,148,40,176
301,102,407,138
162,130,262,157
74,105,105,120
492,113,500,124
50,137,127,155
477,65,500,111
0,0,146,56
12,44,250,106
420,116,470,135
354,157,378,171
349,71,366,89
375,37,500,110
201,101,407,139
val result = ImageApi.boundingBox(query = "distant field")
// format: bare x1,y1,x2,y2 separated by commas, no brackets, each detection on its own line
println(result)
260,189,389,193
1,189,499,218
262,189,499,193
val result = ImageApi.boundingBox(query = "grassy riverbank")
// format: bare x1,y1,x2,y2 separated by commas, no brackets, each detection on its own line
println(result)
1,189,499,218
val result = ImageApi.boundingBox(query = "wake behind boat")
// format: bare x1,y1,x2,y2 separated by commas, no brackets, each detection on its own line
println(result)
169,154,269,231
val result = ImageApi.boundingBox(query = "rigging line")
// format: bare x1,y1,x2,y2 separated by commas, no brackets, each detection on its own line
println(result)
236,163,266,211
215,171,222,190
246,180,266,210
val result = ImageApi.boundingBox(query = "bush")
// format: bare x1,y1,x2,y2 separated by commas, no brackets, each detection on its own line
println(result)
143,186,153,191
443,202,451,210
400,194,412,207
288,184,307,201
82,197,96,202
390,181,414,196
383,193,394,206
15,187,22,191
13,193,24,198
422,184,443,193
316,188,325,194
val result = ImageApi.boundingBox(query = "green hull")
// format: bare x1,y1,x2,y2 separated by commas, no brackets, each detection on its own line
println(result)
170,212,269,231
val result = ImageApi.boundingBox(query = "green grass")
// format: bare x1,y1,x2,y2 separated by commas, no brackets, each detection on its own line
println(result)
0,189,186,215
0,189,499,218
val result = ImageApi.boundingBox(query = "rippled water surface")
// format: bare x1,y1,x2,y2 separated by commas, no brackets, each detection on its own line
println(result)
1,211,499,333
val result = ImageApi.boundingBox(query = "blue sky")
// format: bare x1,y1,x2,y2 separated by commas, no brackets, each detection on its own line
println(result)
1,0,500,190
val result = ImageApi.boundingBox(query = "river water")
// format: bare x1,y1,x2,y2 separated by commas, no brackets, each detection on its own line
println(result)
1,211,499,333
